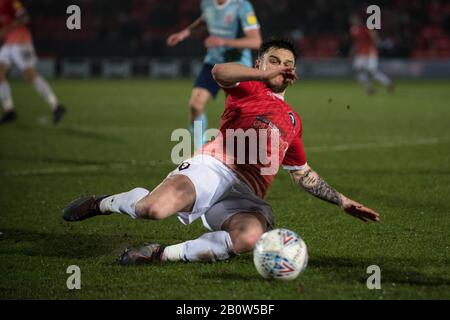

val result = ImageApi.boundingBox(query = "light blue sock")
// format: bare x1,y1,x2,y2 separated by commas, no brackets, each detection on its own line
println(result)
190,113,208,150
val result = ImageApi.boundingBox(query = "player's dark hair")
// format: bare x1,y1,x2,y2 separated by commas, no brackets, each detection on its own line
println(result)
258,38,299,61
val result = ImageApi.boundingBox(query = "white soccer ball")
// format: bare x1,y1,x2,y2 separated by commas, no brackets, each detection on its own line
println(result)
253,228,308,281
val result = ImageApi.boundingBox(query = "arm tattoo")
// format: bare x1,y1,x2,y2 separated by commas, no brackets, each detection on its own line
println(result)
296,169,342,206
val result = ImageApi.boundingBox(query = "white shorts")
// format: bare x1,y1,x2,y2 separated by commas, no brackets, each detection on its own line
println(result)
0,43,37,70
353,55,378,72
168,154,275,231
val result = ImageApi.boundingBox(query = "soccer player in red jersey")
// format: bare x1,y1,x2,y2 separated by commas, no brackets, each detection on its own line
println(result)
63,39,379,264
350,13,394,95
0,0,65,124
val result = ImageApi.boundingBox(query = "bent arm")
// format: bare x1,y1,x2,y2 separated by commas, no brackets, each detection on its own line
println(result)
211,63,265,87
212,62,295,88
167,16,205,46
185,16,205,33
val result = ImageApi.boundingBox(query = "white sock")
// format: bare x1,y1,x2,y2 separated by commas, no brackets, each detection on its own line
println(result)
162,231,235,262
32,75,58,110
371,70,392,87
99,187,149,219
0,81,14,111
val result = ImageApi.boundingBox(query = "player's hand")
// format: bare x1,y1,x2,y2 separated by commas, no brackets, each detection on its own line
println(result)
167,29,190,47
204,36,227,48
341,197,380,223
261,66,298,85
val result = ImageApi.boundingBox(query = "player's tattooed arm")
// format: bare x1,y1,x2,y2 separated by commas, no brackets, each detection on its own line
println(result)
290,167,343,206
289,165,380,222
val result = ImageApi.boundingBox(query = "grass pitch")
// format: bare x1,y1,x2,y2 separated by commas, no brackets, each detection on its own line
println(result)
0,79,449,299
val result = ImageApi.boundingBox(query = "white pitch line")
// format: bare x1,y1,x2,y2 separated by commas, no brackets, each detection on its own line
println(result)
1,137,449,177
1,165,103,177
306,137,450,153
36,116,161,133
0,160,174,177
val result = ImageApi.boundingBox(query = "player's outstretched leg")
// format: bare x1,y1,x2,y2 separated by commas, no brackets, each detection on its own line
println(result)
118,212,268,264
62,174,196,222
62,195,111,221
23,67,66,124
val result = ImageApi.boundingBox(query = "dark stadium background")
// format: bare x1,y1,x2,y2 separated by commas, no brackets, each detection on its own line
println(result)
21,0,450,78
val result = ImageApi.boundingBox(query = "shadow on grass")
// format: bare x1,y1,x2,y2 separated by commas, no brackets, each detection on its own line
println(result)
0,122,122,143
311,255,450,287
57,126,123,143
0,153,113,167
199,254,450,287
0,227,133,259
2,228,449,288
200,271,262,282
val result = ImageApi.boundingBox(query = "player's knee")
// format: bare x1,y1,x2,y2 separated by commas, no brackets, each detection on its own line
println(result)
135,200,166,220
231,227,264,254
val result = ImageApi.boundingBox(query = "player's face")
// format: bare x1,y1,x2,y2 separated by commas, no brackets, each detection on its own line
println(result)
257,48,296,93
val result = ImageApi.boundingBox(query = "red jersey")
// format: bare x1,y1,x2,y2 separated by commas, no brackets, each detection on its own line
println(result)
199,81,307,198
0,0,32,44
350,25,377,56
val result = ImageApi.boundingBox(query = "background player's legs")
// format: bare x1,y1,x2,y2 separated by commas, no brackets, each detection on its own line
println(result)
23,67,58,111
370,68,394,91
189,63,220,149
23,67,66,122
354,56,375,95
367,57,394,92
99,174,196,220
162,212,267,262
189,87,211,122
355,67,374,95
8,42,67,123
0,63,16,123
189,87,211,149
